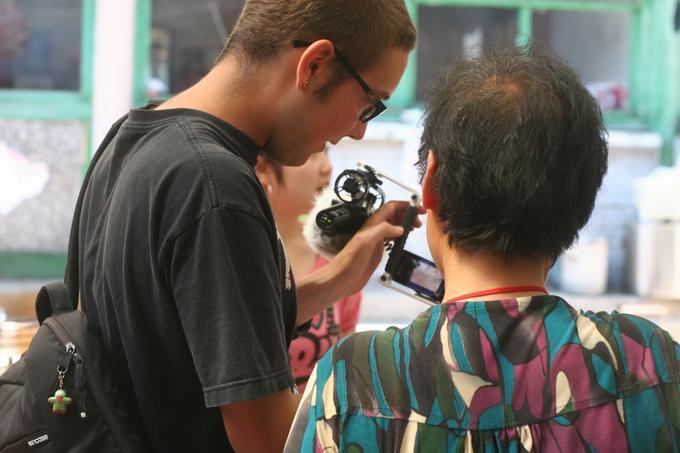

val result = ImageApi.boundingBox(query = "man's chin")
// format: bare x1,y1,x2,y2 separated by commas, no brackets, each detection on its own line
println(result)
263,143,325,166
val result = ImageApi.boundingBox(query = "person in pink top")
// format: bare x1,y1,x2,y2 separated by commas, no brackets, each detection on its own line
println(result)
256,149,362,390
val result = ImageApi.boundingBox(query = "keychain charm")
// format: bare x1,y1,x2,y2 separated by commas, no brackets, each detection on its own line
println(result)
49,388,72,414
49,347,75,414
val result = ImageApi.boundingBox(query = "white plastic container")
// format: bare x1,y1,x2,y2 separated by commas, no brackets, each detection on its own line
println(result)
631,222,680,300
634,165,680,222
560,237,609,295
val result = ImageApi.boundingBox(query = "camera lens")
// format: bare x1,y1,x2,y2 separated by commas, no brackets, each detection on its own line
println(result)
317,212,333,227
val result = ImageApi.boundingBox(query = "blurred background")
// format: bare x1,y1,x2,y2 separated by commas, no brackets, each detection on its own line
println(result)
1,0,679,369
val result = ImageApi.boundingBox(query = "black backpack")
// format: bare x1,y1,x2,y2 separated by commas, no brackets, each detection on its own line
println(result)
0,116,146,452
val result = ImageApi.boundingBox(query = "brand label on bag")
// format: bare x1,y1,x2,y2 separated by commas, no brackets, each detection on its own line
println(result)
27,433,49,447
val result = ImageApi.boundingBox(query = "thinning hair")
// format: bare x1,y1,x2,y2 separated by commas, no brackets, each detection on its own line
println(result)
417,44,608,260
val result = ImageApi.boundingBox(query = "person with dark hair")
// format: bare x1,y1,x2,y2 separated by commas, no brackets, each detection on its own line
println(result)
78,1,416,451
255,151,363,392
285,45,680,452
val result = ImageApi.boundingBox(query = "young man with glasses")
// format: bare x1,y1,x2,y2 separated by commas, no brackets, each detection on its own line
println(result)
78,1,416,452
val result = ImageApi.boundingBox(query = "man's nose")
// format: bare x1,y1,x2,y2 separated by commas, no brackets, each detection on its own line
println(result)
346,121,367,140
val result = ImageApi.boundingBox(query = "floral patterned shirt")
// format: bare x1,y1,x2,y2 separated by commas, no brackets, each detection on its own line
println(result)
285,296,680,452
289,256,362,391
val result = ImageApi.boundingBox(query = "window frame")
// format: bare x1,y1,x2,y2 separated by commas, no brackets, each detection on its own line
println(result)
131,0,677,164
0,0,96,121
0,0,95,278
389,0,677,165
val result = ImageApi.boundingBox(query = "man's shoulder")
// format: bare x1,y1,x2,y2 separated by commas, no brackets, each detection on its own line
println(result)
112,117,245,177
135,124,263,208
102,115,272,244
119,110,258,177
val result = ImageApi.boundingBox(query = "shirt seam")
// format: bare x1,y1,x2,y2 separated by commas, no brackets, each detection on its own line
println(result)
122,116,251,210
157,204,273,265
125,109,261,161
121,118,180,130
177,118,218,208
203,366,292,393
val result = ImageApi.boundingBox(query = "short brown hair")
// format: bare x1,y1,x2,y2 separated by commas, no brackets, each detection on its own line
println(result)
220,0,416,74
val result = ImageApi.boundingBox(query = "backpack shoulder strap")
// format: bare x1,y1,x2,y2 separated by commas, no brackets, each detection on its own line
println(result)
35,281,74,325
64,114,129,310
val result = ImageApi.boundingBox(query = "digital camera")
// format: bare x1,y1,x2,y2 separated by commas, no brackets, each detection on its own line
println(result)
313,162,444,305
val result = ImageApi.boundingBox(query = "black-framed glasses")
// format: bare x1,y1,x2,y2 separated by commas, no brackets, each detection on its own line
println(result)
293,40,387,123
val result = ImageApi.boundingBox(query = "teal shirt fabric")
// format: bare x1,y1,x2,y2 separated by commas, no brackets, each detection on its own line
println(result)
285,296,680,452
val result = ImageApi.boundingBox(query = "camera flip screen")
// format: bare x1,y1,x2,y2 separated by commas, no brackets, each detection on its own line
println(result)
393,250,444,302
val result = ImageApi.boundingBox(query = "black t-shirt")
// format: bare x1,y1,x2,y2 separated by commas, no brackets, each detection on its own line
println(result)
79,108,298,452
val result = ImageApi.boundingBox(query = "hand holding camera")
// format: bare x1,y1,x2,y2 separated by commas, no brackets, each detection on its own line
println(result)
305,163,443,305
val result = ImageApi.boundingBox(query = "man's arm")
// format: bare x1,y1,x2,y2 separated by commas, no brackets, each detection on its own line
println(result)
295,201,423,325
221,389,302,453
168,204,302,449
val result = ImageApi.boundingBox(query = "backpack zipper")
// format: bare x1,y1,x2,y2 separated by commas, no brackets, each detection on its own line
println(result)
43,317,136,452
57,343,75,379
73,353,88,419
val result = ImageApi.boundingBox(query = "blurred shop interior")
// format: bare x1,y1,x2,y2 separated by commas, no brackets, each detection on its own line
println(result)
1,0,679,369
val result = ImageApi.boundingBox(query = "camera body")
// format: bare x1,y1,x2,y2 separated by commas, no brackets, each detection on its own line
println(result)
315,166,384,235
314,163,444,305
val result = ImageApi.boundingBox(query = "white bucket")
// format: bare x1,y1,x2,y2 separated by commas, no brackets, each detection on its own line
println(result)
560,237,609,295
631,222,680,300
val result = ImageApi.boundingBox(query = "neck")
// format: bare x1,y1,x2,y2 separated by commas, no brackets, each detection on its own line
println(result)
273,211,318,276
274,212,305,244
155,56,286,146
440,247,549,303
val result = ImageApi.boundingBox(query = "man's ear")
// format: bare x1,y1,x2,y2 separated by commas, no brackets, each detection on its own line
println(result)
543,256,557,282
295,40,334,90
422,150,438,211
254,154,271,187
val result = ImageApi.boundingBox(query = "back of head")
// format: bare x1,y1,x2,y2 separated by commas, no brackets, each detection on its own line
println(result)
219,0,416,73
417,44,608,260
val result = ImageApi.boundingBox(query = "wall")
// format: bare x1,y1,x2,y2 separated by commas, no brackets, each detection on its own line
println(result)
0,120,85,252
578,131,662,291
91,0,135,149
330,121,664,297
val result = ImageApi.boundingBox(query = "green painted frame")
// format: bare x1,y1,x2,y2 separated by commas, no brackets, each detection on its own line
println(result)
133,0,152,109
0,0,96,279
390,0,678,165
131,0,677,161
0,253,68,280
0,0,96,121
